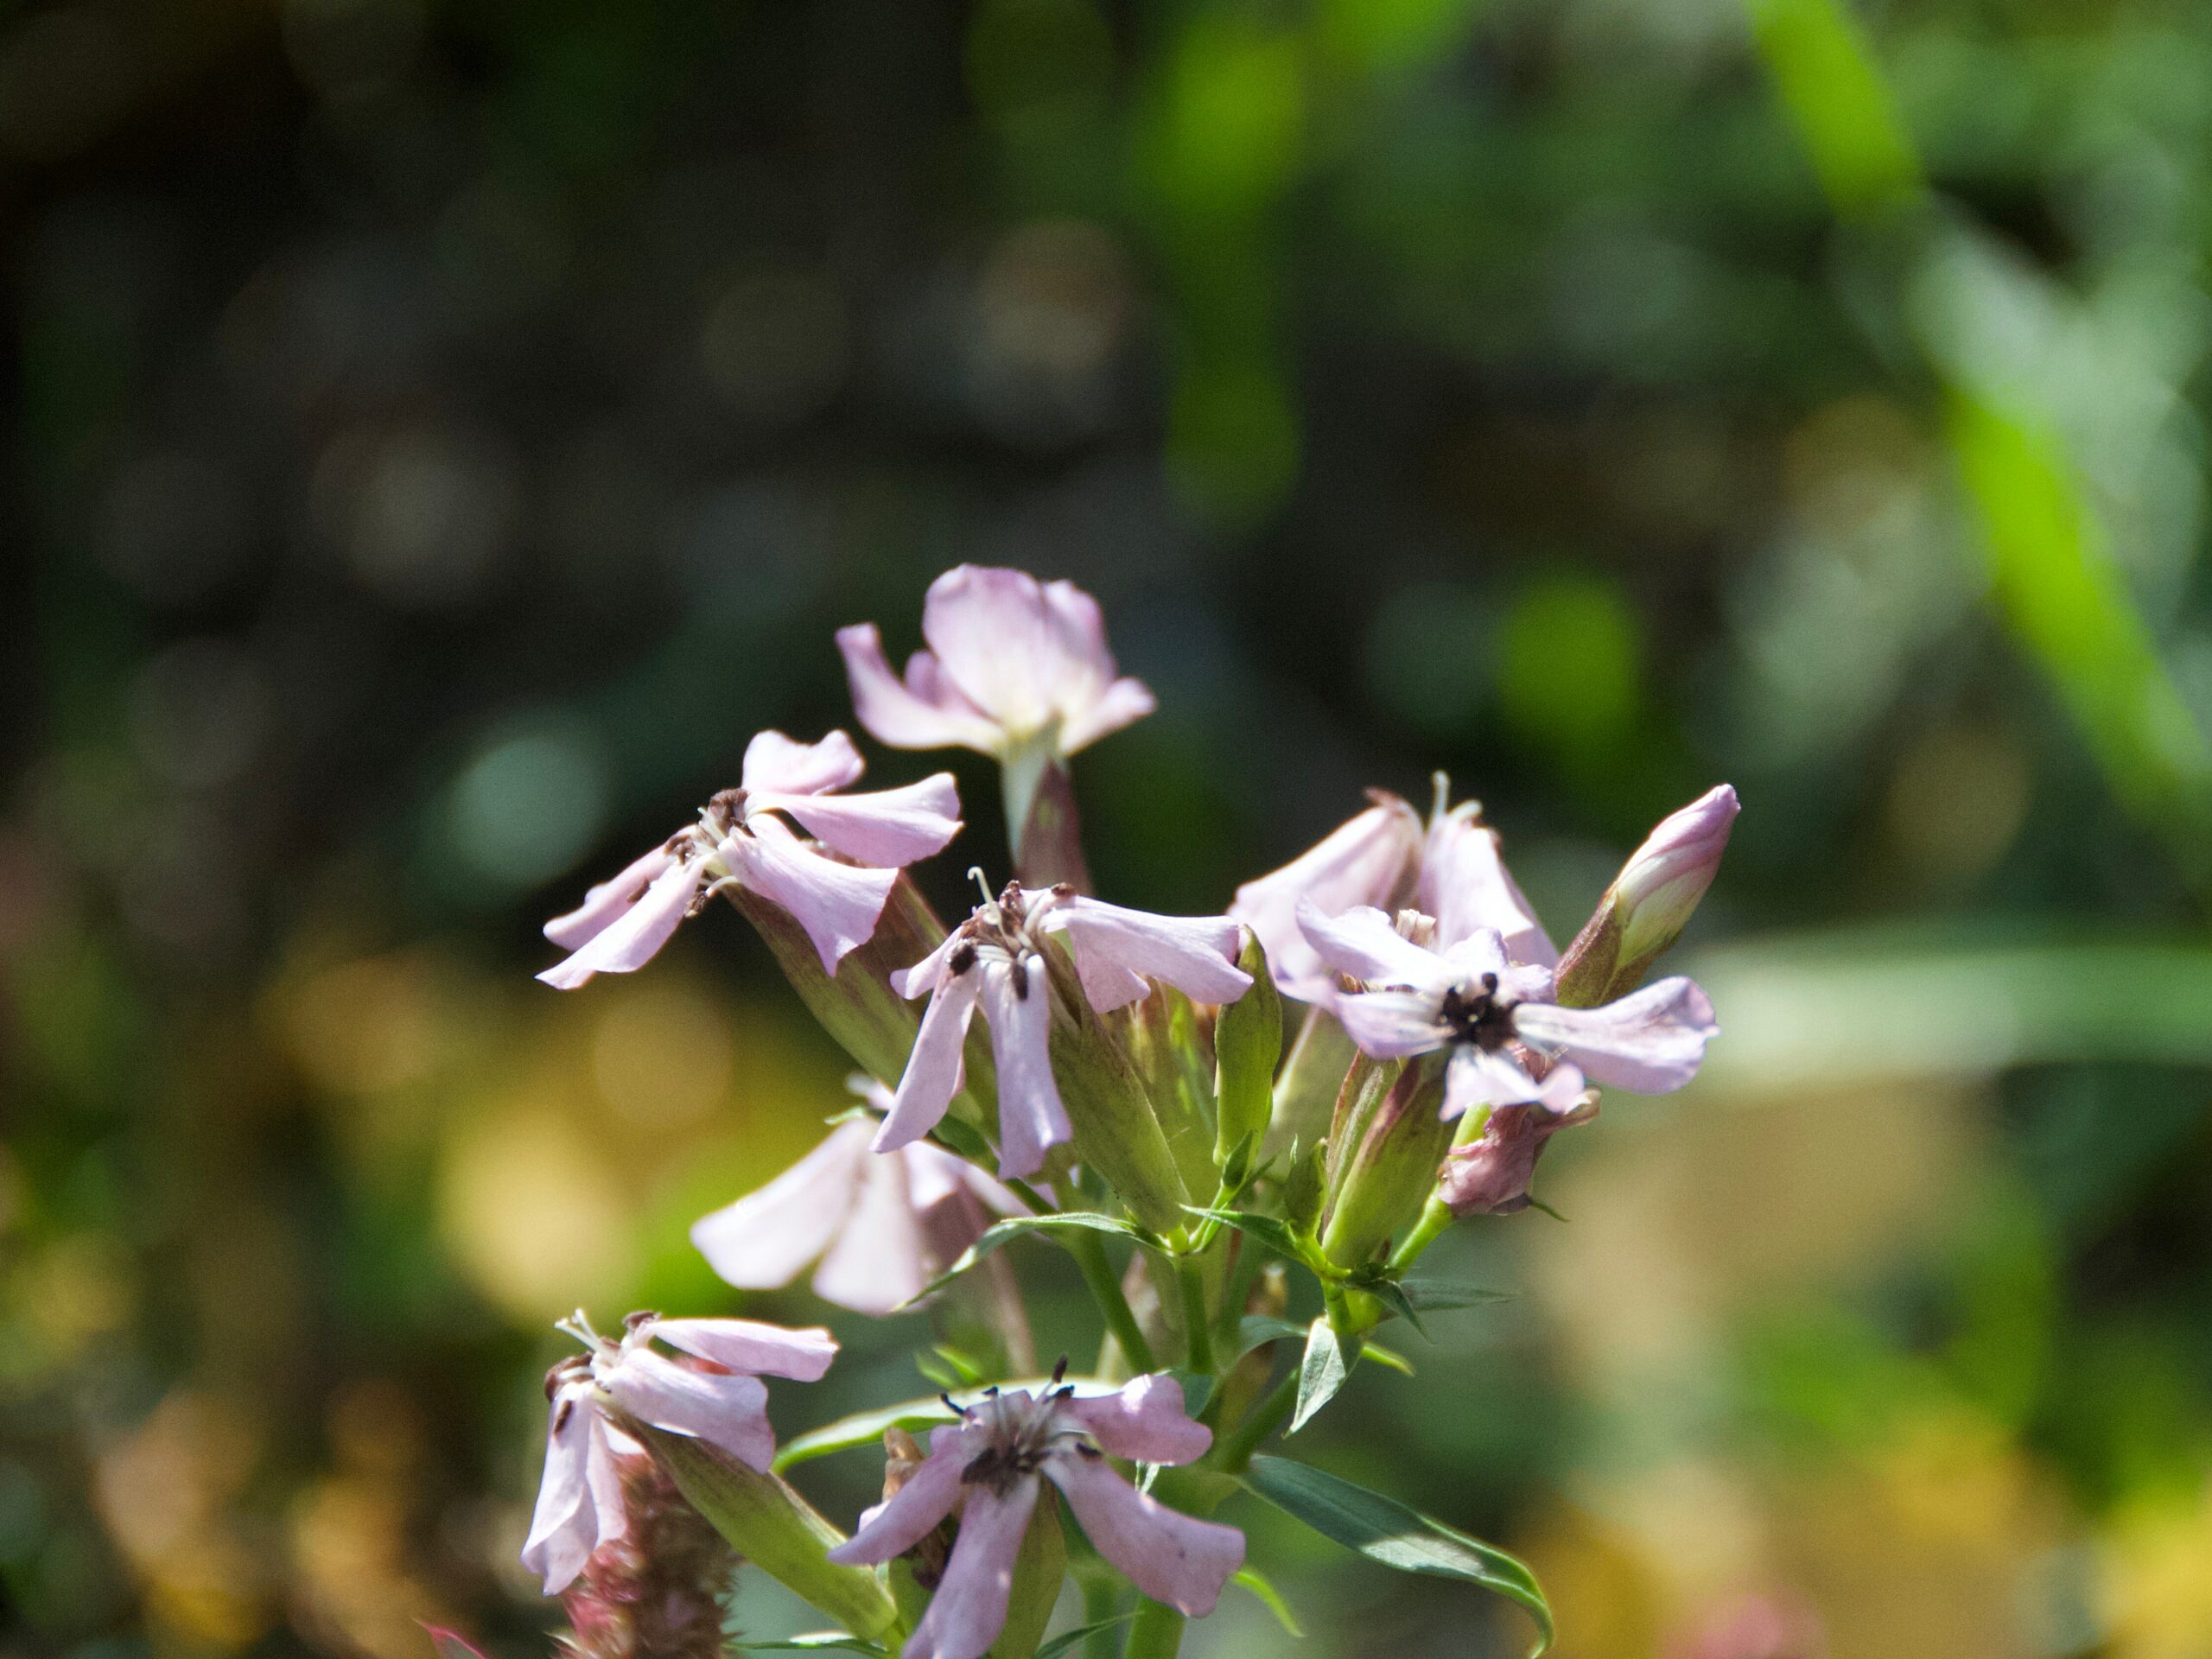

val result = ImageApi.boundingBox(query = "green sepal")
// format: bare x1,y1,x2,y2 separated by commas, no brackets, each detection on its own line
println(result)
1213,931,1282,1167
639,1427,898,1641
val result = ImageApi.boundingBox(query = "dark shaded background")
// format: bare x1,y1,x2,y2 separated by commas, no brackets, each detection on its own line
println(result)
8,0,2212,1654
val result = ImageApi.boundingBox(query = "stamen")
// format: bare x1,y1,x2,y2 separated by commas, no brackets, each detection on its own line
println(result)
1430,770,1452,823
969,867,995,907
1050,1355,1069,1386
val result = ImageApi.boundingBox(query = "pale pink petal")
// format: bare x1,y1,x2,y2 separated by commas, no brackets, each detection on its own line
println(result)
740,728,867,797
599,1346,776,1469
921,565,1077,736
648,1317,839,1382
544,842,679,950
810,1150,931,1314
585,1415,630,1550
520,1384,599,1593
837,624,1002,753
1511,976,1716,1094
1045,1451,1244,1617
876,969,983,1151
721,816,899,975
903,1478,1039,1659
1334,988,1450,1060
1418,806,1559,968
690,1122,868,1290
1058,1374,1211,1465
982,955,1071,1180
1440,1045,1545,1121
753,772,962,868
825,1428,976,1565
1294,900,1457,993
1437,926,1511,983
1040,898,1251,1011
934,1145,1029,1217
1058,676,1157,753
538,856,702,989
892,929,966,1000
1610,784,1739,959
1230,799,1423,1001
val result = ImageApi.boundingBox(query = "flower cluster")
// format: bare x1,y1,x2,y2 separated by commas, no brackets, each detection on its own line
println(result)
506,564,1736,1659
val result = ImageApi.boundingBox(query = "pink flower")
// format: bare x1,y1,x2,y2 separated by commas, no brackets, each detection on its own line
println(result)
827,1370,1244,1659
1296,900,1716,1122
878,882,1252,1179
1603,785,1739,964
690,1082,1027,1316
836,566,1155,762
1230,778,1554,1005
539,730,960,987
523,1311,836,1595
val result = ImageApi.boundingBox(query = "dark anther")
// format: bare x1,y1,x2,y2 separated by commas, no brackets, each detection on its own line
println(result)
624,1310,660,1331
940,1393,962,1416
1480,972,1499,994
948,941,978,976
551,1397,575,1433
1050,1355,1069,1386
1009,957,1030,1000
1051,883,1075,897
1074,1442,1103,1460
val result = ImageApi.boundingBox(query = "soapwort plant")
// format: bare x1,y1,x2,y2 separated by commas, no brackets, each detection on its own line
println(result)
508,564,1735,1659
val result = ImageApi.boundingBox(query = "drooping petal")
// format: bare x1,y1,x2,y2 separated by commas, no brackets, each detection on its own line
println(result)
1418,805,1558,968
584,1414,631,1552
1294,901,1458,993
520,1384,600,1593
1058,1374,1211,1466
1058,675,1157,753
1230,798,1423,1000
982,954,1071,1180
1440,1045,1545,1121
754,772,963,868
740,728,868,798
1039,897,1252,1012
892,928,966,1000
836,624,1003,753
690,1121,869,1290
648,1317,839,1382
538,855,703,989
826,1427,976,1565
544,842,680,950
1046,1450,1244,1617
721,816,899,975
901,1141,1028,1218
875,969,983,1151
1437,1092,1596,1217
1334,989,1450,1061
1511,976,1717,1094
810,1149,931,1314
902,1478,1039,1659
597,1345,776,1470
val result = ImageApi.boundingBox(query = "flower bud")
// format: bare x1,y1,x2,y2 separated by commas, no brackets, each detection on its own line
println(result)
1213,929,1282,1173
1436,1093,1598,1217
1317,1052,1452,1270
1554,785,1738,1008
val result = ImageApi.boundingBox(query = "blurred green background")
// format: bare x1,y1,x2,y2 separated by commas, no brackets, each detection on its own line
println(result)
7,0,2212,1653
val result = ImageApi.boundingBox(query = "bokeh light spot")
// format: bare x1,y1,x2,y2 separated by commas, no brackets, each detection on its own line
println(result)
446,719,610,894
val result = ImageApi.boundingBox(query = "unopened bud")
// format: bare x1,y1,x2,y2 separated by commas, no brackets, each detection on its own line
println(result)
1554,785,1738,1007
1437,1093,1598,1217
1213,929,1282,1171
1318,1053,1452,1269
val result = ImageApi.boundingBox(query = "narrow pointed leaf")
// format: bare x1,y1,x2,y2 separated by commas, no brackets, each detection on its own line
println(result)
1183,1206,1311,1267
1240,1456,1552,1654
1290,1316,1351,1433
904,1213,1166,1306
1232,1567,1304,1637
1034,1615,1135,1658
1399,1278,1516,1313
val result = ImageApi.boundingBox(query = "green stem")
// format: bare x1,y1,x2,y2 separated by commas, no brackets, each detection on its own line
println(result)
1122,1601,1185,1659
1007,1178,1058,1217
1210,1367,1300,1474
1067,1230,1159,1373
1174,1255,1214,1375
1386,1103,1492,1274
1081,1576,1125,1659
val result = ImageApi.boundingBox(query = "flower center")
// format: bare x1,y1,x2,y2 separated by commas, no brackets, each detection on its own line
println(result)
955,1364,1096,1495
1439,972,1517,1052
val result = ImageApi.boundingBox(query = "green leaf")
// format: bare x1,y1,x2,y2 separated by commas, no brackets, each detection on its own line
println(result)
1232,1567,1304,1637
1363,1342,1414,1376
1349,1273,1426,1338
906,1213,1166,1306
1290,1315,1352,1433
1034,1615,1135,1658
1398,1278,1516,1313
1183,1206,1311,1266
1232,1314,1306,1360
737,1637,888,1655
1240,1457,1553,1655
